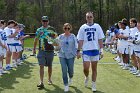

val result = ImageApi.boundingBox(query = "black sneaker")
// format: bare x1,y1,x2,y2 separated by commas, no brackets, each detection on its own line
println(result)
37,83,44,88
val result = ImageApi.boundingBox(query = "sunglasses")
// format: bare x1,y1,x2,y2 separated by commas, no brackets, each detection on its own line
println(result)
42,20,48,22
87,16,93,18
64,27,70,30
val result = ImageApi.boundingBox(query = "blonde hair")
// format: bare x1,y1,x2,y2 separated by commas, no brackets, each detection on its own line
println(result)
63,23,72,31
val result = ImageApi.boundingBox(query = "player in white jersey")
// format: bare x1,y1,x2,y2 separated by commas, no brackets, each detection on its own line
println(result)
131,21,140,76
0,20,7,75
11,24,24,67
105,29,115,51
0,21,7,57
122,18,130,30
4,20,17,70
118,21,130,70
77,12,104,92
128,18,139,73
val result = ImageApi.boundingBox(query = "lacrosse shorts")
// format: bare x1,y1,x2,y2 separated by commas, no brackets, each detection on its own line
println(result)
37,50,54,66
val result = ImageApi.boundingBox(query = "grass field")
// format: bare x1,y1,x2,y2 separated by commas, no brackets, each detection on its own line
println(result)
0,38,140,93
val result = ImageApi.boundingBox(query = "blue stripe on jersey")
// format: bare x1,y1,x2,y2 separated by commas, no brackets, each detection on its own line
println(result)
83,50,99,56
135,51,140,53
7,43,21,46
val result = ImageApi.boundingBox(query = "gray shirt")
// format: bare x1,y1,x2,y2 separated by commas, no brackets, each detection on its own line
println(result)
58,33,77,59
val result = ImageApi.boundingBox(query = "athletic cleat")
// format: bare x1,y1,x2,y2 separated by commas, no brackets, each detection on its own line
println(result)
12,63,17,68
122,65,129,70
136,73,140,77
0,73,2,76
1,70,8,74
5,66,12,70
133,70,140,75
0,70,3,76
84,77,89,87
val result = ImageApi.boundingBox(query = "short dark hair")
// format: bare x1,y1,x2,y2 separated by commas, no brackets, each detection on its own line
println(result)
122,18,128,25
0,20,5,25
120,21,127,26
7,20,16,25
130,18,137,26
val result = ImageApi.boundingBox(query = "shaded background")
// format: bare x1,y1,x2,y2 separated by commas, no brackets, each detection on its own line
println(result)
0,0,140,34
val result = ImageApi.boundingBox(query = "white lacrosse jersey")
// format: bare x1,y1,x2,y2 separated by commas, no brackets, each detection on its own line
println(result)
77,23,105,51
134,31,140,52
119,29,130,48
4,27,15,44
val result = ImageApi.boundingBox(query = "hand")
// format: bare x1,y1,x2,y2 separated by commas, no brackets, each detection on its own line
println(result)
25,35,30,38
77,51,81,59
2,45,7,50
100,48,104,59
100,52,104,59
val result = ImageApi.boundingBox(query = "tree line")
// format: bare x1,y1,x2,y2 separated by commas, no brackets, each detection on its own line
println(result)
0,0,140,34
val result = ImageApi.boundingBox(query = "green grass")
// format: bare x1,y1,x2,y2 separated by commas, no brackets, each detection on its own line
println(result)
24,38,35,48
1,40,140,93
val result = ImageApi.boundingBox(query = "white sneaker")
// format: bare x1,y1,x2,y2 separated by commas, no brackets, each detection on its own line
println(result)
92,82,96,92
84,77,89,87
64,85,69,92
122,65,129,70
12,63,17,68
16,62,22,66
0,73,2,76
1,70,8,74
0,70,3,76
136,73,140,77
133,70,140,75
69,78,72,85
118,62,124,66
130,69,137,74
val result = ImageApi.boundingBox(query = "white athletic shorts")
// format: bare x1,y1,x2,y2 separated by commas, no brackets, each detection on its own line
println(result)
128,45,135,55
135,52,140,58
82,54,99,62
0,47,6,57
105,39,111,44
118,47,129,54
7,45,23,52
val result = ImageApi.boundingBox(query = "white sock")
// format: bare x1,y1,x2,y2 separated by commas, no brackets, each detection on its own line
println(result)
6,64,10,67
17,59,20,63
12,59,16,63
133,66,137,71
92,81,96,84
0,61,2,69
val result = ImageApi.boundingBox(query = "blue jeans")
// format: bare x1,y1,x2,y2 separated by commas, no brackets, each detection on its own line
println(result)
59,57,75,86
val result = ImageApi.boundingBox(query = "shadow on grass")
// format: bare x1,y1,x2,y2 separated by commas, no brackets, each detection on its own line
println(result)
38,84,84,93
0,61,33,92
70,86,83,93
42,84,64,93
86,87,105,93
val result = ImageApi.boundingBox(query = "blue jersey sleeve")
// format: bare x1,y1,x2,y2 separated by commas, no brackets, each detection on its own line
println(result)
20,31,25,36
114,29,119,35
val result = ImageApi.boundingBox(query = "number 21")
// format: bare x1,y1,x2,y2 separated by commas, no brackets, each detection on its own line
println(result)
87,32,95,41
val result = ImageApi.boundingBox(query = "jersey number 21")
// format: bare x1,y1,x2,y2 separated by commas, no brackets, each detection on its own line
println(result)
87,32,95,41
